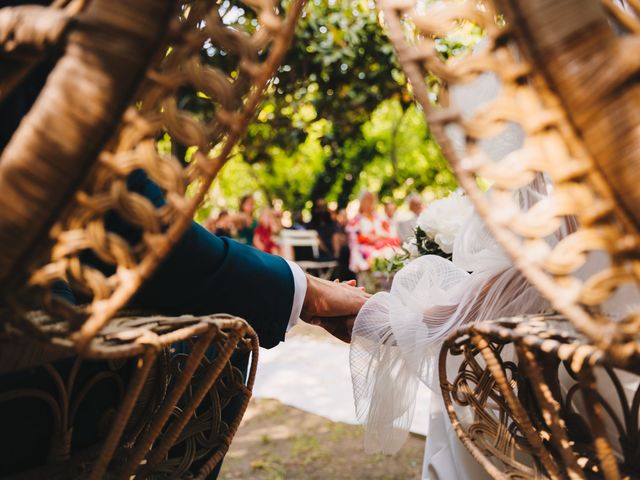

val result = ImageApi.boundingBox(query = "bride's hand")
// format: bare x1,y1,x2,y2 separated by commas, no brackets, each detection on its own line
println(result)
301,275,369,343
308,315,357,343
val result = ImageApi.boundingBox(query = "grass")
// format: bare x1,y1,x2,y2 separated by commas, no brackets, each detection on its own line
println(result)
220,398,424,480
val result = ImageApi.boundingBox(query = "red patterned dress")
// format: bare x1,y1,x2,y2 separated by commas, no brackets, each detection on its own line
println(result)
346,213,400,272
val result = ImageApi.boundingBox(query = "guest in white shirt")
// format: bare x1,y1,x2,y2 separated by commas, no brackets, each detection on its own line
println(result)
383,200,399,237
396,193,424,241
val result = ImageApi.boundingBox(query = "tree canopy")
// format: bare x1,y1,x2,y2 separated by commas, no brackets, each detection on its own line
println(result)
195,0,458,219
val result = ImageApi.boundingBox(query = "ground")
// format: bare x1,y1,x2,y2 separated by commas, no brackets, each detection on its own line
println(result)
219,398,425,480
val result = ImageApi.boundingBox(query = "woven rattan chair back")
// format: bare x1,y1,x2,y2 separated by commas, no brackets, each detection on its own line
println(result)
380,0,640,478
0,1,303,478
0,0,303,351
381,0,640,360
0,0,172,296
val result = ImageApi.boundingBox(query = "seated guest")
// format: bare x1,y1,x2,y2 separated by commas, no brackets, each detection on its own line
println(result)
213,210,232,237
272,208,284,236
396,193,424,241
306,198,338,258
203,215,217,233
333,208,349,256
253,208,280,255
334,208,356,281
346,191,400,272
235,194,257,244
383,200,399,237
290,210,306,231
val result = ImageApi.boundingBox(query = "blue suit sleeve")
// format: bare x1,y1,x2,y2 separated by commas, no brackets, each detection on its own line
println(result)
125,170,294,348
132,223,294,348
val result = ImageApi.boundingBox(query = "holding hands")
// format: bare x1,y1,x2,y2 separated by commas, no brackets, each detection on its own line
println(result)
300,275,369,343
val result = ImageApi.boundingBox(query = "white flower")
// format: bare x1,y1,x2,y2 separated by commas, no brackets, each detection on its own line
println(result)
403,241,420,258
417,190,473,254
369,246,400,262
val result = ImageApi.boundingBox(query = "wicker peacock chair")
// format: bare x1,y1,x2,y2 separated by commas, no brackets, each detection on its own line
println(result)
0,0,303,478
381,0,640,478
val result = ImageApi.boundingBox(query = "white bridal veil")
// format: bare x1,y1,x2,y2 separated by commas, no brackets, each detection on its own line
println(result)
348,55,555,457
349,183,557,455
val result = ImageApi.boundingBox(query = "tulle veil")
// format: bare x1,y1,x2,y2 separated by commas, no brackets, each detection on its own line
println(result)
349,177,567,455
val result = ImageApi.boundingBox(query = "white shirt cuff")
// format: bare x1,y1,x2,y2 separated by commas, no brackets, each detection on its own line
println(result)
285,260,307,333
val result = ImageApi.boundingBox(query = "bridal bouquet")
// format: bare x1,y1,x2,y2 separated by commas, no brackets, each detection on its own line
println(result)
372,190,473,275
411,189,473,259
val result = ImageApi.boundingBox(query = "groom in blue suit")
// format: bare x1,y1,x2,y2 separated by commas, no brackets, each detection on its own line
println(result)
122,168,365,348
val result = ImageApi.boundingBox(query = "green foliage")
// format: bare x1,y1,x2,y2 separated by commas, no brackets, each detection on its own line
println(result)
370,251,410,276
237,0,414,207
190,0,466,215
357,100,457,202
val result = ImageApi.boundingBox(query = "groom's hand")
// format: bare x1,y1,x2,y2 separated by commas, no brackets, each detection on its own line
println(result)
300,275,369,343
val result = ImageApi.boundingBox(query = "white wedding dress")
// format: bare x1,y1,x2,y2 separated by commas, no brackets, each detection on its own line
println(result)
350,185,553,479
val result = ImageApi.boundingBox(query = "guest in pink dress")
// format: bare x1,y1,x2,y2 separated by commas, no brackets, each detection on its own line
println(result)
347,191,400,272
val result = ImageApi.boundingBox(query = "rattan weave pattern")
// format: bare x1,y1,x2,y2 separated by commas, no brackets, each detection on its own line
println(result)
0,1,302,476
440,315,640,479
0,313,258,479
0,0,303,350
380,0,640,360
380,1,640,478
0,0,174,300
